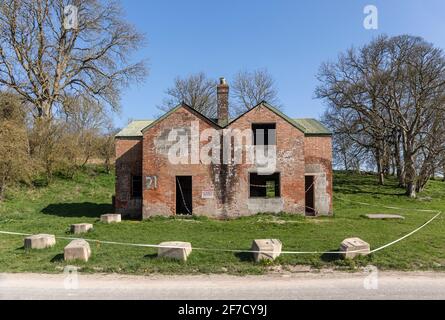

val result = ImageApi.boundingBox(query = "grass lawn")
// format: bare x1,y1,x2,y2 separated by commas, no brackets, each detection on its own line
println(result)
0,167,444,275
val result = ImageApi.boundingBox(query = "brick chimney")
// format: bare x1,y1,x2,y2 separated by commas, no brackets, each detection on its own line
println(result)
217,77,229,127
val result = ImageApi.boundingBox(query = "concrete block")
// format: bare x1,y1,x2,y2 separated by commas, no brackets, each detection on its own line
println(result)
365,214,405,220
158,241,192,261
340,237,370,259
64,239,91,262
251,239,282,262
70,223,93,234
247,198,284,214
100,214,121,224
24,234,56,250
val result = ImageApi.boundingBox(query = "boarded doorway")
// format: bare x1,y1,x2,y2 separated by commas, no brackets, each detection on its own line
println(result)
176,176,192,215
305,176,315,216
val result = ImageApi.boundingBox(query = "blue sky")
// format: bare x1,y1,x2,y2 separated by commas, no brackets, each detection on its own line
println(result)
115,0,445,128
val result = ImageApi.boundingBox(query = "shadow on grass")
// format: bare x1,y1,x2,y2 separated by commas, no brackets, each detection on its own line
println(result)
320,250,343,262
41,202,113,218
51,254,64,263
143,253,158,260
235,251,253,262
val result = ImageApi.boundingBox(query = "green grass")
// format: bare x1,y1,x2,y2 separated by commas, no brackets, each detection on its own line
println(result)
0,167,444,275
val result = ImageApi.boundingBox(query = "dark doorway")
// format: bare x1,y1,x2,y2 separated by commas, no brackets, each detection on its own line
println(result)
305,176,315,216
176,176,192,215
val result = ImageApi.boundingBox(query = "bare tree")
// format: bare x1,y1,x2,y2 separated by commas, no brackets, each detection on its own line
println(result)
63,96,109,131
316,35,445,197
159,70,280,117
0,0,147,119
0,92,32,200
232,69,280,114
443,163,445,182
322,109,369,173
384,36,445,197
158,72,217,117
316,36,393,185
63,95,111,166
97,126,118,173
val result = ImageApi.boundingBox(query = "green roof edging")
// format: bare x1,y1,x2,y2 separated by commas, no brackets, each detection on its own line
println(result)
116,101,332,137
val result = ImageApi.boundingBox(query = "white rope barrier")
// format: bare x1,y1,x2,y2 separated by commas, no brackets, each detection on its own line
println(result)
0,192,441,255
0,230,371,255
0,202,441,255
369,212,441,253
333,195,442,253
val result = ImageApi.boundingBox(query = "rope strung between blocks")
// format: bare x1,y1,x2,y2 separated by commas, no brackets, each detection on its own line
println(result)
0,198,441,255
332,195,442,253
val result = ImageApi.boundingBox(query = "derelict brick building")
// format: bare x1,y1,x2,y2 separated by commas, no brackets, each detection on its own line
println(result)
115,78,333,219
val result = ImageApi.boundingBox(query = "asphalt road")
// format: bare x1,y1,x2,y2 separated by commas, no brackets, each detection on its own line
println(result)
1,271,445,300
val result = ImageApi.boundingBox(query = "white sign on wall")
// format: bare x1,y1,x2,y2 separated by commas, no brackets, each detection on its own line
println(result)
202,190,214,199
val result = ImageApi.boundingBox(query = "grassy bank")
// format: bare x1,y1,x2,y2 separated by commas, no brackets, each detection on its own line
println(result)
0,168,444,274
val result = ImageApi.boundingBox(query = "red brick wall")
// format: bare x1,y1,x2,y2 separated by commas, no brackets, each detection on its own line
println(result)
142,106,219,218
115,138,143,218
226,104,306,216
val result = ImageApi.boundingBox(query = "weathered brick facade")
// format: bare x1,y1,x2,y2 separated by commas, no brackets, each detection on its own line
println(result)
115,138,143,218
141,107,219,218
304,136,333,214
225,105,306,216
115,83,333,219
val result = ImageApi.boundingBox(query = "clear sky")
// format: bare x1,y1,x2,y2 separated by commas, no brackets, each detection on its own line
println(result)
115,0,445,128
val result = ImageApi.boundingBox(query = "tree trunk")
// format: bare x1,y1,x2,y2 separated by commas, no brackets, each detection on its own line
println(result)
378,170,385,185
81,155,90,168
404,155,417,198
401,131,417,198
392,131,405,187
355,163,361,175
376,149,385,185
395,151,405,187
417,182,426,193
406,181,417,198
390,156,396,176
36,100,52,119
397,167,406,188
104,157,110,173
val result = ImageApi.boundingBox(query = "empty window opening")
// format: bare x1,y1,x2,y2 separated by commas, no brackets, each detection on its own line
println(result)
131,175,142,199
252,123,276,146
305,176,315,216
176,176,193,215
250,173,281,198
